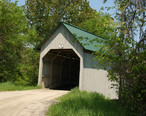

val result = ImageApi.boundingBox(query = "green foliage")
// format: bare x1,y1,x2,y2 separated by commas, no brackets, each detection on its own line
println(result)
48,88,130,116
26,0,95,39
0,82,41,91
95,0,146,115
79,12,116,39
0,0,27,82
15,48,39,86
0,0,39,86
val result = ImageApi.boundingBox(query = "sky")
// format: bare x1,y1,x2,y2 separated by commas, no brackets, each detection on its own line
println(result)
11,0,115,16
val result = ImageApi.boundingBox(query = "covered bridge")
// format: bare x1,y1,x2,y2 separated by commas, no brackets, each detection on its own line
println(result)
37,21,117,99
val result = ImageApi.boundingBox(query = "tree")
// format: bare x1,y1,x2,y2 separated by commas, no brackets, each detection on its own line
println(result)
95,0,146,115
0,0,27,82
15,47,39,86
79,11,116,39
0,0,39,86
26,0,95,39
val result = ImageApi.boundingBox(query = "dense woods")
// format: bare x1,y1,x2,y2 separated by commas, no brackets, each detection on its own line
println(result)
0,0,39,85
0,0,145,115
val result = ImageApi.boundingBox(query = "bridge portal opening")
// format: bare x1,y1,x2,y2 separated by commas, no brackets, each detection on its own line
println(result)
42,49,80,90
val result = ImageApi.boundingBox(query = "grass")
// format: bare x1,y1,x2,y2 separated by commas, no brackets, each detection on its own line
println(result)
0,82,41,91
48,88,130,116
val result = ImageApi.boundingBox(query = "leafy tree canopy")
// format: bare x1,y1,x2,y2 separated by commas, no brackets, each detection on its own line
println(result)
0,0,39,85
79,11,116,39
26,0,95,39
0,0,27,82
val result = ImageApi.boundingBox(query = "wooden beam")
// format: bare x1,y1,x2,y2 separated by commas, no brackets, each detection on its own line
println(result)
52,51,61,61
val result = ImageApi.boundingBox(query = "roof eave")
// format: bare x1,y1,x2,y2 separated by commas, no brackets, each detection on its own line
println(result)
83,49,95,54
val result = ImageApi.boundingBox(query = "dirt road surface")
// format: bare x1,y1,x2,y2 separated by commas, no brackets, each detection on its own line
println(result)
0,89,69,116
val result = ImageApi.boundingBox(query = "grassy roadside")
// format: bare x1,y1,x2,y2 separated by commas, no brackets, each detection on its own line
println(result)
0,82,41,91
48,88,130,116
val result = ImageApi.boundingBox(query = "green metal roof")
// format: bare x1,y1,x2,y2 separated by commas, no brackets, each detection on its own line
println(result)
37,21,104,52
62,22,104,52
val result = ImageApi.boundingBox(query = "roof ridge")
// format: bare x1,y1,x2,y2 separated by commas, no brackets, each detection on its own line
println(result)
37,21,105,51
60,21,105,39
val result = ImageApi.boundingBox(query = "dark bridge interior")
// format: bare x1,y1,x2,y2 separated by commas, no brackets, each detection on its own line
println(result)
42,49,80,90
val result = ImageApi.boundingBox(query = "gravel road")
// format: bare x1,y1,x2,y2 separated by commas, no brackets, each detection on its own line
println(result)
0,89,69,116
